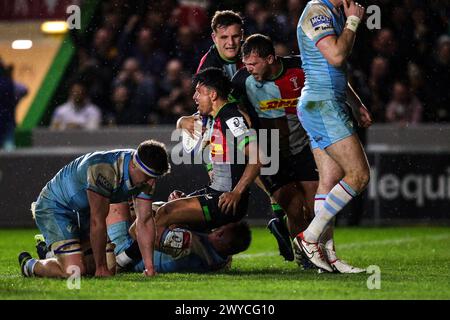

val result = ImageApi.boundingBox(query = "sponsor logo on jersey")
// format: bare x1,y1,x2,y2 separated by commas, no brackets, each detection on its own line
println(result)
210,142,224,156
310,15,332,28
259,98,299,111
96,174,113,192
290,77,301,90
226,117,248,137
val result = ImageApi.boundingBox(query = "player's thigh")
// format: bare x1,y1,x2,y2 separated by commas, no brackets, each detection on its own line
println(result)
155,196,205,228
312,147,344,192
325,133,370,178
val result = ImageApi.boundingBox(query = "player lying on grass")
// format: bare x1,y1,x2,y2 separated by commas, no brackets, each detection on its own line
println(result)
34,200,252,274
19,140,170,278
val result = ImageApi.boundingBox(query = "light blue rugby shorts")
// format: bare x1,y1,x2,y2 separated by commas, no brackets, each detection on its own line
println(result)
297,99,355,149
34,190,90,248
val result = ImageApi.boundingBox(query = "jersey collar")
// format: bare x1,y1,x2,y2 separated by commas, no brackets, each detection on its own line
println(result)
212,101,232,119
123,152,132,190
269,57,285,81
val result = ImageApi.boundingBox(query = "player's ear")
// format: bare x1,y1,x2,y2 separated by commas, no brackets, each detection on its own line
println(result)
267,54,275,64
211,32,216,43
210,89,218,101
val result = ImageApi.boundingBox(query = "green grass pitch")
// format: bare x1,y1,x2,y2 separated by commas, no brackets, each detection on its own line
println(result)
1,227,449,300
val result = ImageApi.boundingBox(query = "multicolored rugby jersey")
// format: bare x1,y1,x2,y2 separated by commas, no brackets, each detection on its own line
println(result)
108,221,229,274
40,149,153,213
196,44,244,151
197,44,243,79
232,56,309,157
205,101,256,192
297,0,347,103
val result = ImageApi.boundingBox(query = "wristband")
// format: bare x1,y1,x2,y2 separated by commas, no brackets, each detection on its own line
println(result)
345,15,361,32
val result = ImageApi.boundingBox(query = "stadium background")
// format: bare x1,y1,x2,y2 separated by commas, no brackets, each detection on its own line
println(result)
1,0,450,228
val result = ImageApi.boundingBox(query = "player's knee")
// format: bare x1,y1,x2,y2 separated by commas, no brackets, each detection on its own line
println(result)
349,169,370,192
60,261,87,278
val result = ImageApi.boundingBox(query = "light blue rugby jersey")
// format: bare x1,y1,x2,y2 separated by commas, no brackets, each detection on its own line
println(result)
42,149,152,213
297,0,347,103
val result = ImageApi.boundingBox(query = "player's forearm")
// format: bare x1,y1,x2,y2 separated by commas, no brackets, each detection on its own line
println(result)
233,162,262,195
136,217,156,271
90,217,108,269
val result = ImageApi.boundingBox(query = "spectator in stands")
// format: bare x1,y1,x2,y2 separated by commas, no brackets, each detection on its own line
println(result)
157,73,194,123
130,27,168,78
113,57,159,124
104,85,134,126
172,26,202,74
426,35,450,122
84,28,119,112
367,56,392,123
385,81,423,125
159,59,184,97
243,0,283,43
0,59,16,150
50,81,102,130
370,29,404,79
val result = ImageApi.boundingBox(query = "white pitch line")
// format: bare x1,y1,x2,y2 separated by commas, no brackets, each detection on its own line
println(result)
235,233,450,259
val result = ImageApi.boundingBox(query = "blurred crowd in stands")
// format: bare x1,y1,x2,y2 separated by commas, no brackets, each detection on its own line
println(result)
49,0,450,129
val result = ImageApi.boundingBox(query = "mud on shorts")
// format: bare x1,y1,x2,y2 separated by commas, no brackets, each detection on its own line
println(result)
297,99,355,150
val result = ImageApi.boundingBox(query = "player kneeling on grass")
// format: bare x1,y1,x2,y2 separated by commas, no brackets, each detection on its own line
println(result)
34,200,252,274
19,140,170,278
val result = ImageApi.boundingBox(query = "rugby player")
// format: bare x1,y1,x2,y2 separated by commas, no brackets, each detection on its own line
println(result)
34,200,251,274
295,0,372,272
178,10,295,261
232,34,318,268
129,68,260,276
18,140,170,278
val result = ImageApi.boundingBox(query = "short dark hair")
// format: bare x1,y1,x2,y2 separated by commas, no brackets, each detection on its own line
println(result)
136,140,170,176
242,34,275,58
192,67,232,100
224,221,252,256
211,10,243,32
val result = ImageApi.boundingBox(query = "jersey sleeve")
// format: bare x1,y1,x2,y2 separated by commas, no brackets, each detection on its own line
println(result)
300,4,335,44
224,113,257,152
135,183,155,201
231,71,260,129
86,163,118,198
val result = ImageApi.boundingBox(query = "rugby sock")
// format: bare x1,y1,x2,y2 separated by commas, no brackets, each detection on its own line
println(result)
271,203,285,219
24,259,37,277
303,181,357,242
315,194,337,261
314,194,327,216
116,241,142,268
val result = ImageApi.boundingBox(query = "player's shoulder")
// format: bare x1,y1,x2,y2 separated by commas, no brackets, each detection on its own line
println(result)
280,55,303,69
232,67,251,85
84,149,133,167
197,45,222,72
301,0,332,23
306,0,331,13
218,102,241,120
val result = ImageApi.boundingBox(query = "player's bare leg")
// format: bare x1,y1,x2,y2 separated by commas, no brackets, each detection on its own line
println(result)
154,196,206,248
295,134,369,272
20,240,87,278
